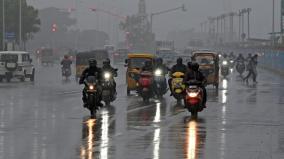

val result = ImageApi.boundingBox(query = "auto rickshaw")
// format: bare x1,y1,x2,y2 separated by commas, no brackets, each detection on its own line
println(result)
75,50,109,81
192,51,219,89
125,53,155,95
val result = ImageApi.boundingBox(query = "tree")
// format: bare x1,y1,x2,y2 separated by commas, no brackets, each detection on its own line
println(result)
0,0,40,50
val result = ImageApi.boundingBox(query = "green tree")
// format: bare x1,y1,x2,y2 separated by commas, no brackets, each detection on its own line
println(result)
0,0,40,50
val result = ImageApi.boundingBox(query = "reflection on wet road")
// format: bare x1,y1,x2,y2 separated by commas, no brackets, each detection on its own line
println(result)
1,65,284,159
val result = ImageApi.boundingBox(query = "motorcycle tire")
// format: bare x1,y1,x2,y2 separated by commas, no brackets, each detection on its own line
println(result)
190,109,198,119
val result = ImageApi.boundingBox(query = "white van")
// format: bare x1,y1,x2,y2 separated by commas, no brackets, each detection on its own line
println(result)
0,51,35,82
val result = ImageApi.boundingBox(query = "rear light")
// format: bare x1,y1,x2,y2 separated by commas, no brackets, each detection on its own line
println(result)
188,92,198,98
187,97,199,105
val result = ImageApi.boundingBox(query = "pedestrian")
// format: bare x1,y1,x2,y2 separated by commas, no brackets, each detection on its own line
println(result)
243,54,258,84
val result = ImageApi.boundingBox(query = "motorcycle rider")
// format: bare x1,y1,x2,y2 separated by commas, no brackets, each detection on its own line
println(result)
142,60,154,72
61,55,72,71
79,59,103,107
183,62,207,108
168,58,188,95
101,58,118,93
236,53,245,62
153,58,169,91
229,52,236,59
154,58,169,74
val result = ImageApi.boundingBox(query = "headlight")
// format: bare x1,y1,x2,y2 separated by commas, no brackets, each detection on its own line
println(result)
104,72,111,79
188,92,198,98
154,69,162,76
230,60,234,63
222,61,228,65
218,54,222,58
89,85,94,90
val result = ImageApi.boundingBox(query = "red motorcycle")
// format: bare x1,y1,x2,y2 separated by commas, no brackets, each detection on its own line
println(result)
184,80,204,118
138,71,153,103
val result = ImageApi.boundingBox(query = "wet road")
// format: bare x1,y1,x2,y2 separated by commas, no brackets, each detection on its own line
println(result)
0,63,284,159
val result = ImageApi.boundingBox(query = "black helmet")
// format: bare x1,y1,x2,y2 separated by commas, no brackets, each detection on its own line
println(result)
156,58,163,64
145,60,151,66
191,62,199,71
177,58,183,64
89,58,97,67
187,62,193,69
103,58,111,66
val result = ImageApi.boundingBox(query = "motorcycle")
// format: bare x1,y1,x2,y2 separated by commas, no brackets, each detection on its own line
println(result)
171,72,186,105
236,61,245,76
184,80,204,118
221,60,229,77
101,70,117,106
153,68,168,98
138,71,153,103
83,76,100,117
62,67,71,80
229,58,235,68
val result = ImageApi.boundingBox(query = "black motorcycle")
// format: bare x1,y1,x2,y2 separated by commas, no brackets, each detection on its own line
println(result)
101,70,117,106
62,67,71,80
236,61,245,76
153,68,168,98
83,76,100,117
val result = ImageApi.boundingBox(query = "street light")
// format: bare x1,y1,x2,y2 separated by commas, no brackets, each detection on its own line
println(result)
150,4,186,33
2,0,5,50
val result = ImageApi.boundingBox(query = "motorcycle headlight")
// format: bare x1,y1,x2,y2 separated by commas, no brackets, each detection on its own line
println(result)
89,85,94,90
222,61,228,65
154,69,162,76
188,92,198,98
104,72,111,79
230,60,234,63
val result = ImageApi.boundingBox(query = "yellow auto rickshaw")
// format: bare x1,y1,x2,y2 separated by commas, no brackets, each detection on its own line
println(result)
125,53,155,95
192,51,219,89
75,50,109,81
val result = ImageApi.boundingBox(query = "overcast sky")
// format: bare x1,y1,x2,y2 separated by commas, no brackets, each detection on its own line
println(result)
28,0,280,40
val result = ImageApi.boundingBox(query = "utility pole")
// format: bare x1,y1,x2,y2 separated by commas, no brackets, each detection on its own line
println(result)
19,0,22,50
2,0,5,50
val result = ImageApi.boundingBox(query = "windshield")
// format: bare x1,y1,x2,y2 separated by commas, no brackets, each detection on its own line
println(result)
0,54,18,62
195,56,214,65
128,58,151,69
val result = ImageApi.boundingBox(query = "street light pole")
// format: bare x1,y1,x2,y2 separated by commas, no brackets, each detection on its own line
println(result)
2,0,5,50
272,0,275,45
150,4,186,33
247,8,251,39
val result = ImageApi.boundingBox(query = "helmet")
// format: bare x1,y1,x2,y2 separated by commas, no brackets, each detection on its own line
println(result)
191,62,199,71
187,62,193,69
89,58,97,68
177,58,183,65
156,58,163,64
103,58,111,66
145,60,151,66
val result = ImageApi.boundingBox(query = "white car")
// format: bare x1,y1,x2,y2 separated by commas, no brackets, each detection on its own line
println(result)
0,51,35,82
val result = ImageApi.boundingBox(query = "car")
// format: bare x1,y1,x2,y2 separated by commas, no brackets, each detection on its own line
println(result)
0,51,35,82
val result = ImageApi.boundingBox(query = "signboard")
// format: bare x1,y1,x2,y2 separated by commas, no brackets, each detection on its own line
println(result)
5,32,15,41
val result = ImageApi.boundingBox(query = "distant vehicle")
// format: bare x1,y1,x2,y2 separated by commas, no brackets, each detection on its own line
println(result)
0,51,35,82
156,48,175,65
113,49,129,64
75,49,109,81
40,48,57,66
104,45,115,54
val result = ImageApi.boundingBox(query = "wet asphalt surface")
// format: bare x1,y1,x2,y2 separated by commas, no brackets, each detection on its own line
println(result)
0,63,284,159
